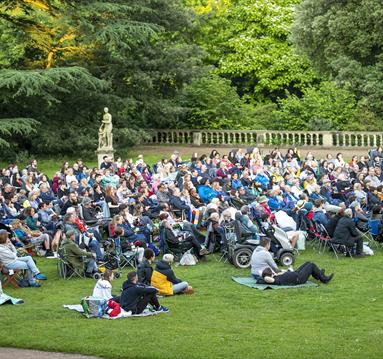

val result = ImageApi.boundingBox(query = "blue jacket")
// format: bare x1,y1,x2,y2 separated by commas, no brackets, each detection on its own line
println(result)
312,210,329,226
268,196,282,211
283,193,298,210
254,174,270,189
198,185,217,203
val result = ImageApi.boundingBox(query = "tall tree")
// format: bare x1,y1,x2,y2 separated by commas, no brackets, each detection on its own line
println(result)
0,0,204,155
186,0,317,103
292,0,383,116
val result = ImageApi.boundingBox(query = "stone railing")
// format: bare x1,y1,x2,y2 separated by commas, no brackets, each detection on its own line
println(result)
143,129,383,148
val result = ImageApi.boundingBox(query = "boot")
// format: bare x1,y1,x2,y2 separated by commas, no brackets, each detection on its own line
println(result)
321,273,334,284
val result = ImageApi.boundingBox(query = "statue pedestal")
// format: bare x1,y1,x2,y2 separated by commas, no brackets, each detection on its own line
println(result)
96,148,115,168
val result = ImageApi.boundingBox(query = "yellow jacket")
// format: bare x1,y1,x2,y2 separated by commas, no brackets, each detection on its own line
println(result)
151,270,173,296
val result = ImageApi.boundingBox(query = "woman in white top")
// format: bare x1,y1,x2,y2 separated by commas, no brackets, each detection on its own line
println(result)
92,270,122,317
65,168,78,187
92,269,114,300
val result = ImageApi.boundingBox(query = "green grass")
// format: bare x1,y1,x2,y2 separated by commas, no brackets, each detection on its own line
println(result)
1,248,383,359
5,152,165,178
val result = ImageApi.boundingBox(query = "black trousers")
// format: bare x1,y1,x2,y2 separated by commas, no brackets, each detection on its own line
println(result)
184,235,202,256
349,235,363,255
295,262,323,284
133,292,160,314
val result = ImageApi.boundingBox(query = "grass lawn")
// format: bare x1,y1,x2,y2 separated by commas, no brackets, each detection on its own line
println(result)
1,248,383,359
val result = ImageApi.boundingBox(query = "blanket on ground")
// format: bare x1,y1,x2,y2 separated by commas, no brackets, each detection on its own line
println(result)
63,304,163,319
0,293,23,305
231,276,318,290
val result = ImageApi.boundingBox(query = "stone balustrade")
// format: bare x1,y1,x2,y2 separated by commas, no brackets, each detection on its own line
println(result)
143,129,383,148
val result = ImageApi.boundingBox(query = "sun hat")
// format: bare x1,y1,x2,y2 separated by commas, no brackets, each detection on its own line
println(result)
163,254,174,263
257,195,268,203
295,200,305,210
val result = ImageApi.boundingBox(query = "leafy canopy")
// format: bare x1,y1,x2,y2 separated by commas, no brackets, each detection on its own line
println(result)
292,0,383,116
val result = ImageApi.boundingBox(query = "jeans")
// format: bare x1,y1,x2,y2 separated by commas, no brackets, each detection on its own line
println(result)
88,239,103,261
173,281,189,294
84,258,98,274
6,256,40,284
77,234,103,261
31,233,49,246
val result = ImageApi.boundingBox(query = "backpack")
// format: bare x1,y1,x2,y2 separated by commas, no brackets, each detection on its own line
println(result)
80,296,107,318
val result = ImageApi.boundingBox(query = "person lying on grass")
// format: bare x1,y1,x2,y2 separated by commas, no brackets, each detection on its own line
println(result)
120,271,169,314
0,229,47,287
151,254,194,296
257,262,334,286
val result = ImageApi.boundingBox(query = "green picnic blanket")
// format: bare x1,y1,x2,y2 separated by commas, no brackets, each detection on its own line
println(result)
231,276,318,290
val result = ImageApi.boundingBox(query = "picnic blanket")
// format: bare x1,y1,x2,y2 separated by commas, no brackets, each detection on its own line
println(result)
0,293,23,305
63,305,164,319
231,277,318,290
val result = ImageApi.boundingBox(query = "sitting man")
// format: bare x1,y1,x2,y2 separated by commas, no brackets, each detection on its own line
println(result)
151,254,192,296
332,208,364,257
0,229,47,287
60,230,98,277
137,248,155,285
63,212,103,261
235,206,260,241
160,215,208,258
120,271,168,314
250,237,281,279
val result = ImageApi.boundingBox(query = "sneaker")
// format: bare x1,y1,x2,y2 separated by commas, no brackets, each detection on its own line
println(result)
155,305,169,313
35,273,47,280
199,247,209,256
45,250,54,257
29,282,41,288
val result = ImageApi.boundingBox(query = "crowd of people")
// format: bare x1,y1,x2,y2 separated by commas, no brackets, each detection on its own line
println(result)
0,146,382,311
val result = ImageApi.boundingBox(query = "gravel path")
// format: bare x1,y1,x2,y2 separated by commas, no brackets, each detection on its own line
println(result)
0,348,101,359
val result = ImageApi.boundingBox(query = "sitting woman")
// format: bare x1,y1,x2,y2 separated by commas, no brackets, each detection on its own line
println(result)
151,254,193,296
11,218,51,254
0,229,47,287
92,269,121,317
257,262,334,286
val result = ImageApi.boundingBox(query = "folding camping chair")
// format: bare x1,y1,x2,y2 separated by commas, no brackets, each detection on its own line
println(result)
359,219,383,249
314,223,353,259
57,247,86,280
0,263,22,289
221,224,236,263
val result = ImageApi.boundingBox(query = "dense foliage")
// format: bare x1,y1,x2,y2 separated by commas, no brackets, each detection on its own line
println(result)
292,0,383,117
0,0,381,158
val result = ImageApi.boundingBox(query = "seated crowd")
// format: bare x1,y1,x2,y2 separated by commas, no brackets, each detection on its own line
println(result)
0,147,382,295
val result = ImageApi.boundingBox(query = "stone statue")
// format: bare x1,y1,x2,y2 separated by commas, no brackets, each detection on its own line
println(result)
98,107,113,149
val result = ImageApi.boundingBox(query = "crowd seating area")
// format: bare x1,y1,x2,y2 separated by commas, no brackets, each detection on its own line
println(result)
1,146,383,292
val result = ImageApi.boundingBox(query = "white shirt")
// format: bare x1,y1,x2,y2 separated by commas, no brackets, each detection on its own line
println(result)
92,279,112,300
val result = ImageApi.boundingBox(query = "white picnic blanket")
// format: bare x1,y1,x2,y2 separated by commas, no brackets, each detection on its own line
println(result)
63,305,162,319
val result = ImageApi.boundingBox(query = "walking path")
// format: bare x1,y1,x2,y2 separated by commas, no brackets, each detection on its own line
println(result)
0,348,100,359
